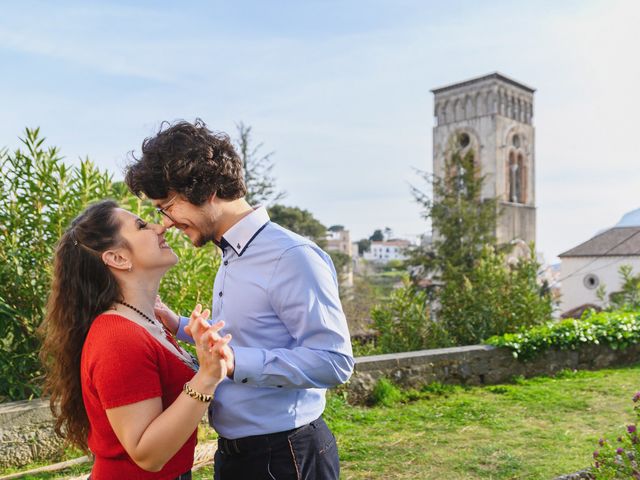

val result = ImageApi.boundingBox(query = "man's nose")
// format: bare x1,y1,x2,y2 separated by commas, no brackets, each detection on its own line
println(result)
160,216,175,229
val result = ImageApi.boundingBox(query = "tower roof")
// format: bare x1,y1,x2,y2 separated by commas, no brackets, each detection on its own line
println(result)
431,72,536,95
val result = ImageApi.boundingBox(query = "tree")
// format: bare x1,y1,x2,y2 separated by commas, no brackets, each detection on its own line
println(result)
409,140,498,279
369,229,384,242
328,225,344,232
357,238,371,255
369,136,552,351
328,250,351,287
438,245,552,345
235,122,285,206
268,204,327,247
597,265,640,311
370,278,447,353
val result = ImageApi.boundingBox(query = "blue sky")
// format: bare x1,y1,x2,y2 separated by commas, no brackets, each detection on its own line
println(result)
1,0,639,262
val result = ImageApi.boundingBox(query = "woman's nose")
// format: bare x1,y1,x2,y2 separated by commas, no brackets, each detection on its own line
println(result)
153,222,168,234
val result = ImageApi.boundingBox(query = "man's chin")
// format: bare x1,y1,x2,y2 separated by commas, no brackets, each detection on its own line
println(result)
193,232,216,248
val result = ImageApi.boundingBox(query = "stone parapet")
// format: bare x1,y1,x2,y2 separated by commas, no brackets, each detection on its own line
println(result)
0,398,62,468
346,343,640,404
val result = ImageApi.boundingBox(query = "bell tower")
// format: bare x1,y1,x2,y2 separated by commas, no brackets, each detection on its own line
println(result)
431,72,536,244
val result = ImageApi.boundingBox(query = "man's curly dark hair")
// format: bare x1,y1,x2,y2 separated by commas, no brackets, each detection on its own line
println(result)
125,119,247,204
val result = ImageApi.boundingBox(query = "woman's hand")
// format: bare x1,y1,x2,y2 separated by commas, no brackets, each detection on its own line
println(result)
185,304,236,378
187,304,231,391
154,296,180,335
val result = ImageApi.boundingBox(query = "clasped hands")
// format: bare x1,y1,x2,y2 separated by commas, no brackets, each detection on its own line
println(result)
155,297,235,378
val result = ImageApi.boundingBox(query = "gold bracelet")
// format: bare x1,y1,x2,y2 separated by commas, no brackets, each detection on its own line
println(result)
183,382,214,403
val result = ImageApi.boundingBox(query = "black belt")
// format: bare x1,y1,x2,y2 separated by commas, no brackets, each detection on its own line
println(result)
218,421,316,456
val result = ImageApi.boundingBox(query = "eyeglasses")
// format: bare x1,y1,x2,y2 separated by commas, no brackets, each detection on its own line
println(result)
156,194,179,223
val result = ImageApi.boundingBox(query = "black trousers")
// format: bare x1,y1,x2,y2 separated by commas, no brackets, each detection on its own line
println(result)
213,417,340,480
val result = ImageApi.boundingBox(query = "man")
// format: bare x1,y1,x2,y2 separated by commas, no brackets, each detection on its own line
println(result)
125,119,354,479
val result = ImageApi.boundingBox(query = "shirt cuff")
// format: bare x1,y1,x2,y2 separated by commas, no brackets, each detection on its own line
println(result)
175,316,194,343
231,346,265,385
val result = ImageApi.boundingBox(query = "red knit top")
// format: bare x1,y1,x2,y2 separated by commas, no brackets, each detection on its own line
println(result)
81,313,197,479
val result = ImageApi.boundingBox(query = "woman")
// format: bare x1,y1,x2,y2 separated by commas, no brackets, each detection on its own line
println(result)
40,199,230,479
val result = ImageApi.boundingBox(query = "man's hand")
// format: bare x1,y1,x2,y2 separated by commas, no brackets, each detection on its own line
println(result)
221,344,235,379
154,295,180,336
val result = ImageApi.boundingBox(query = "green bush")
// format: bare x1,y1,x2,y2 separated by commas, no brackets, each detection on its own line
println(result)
0,128,219,402
486,310,640,361
370,378,403,406
370,278,448,354
0,128,116,401
438,245,552,346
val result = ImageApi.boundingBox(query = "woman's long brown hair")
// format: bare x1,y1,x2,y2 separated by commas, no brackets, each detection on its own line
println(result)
39,200,125,451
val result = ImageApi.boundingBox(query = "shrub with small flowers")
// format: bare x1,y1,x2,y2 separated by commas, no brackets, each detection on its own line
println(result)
592,392,640,478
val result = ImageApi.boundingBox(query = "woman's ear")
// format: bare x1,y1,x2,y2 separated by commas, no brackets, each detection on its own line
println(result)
102,250,132,272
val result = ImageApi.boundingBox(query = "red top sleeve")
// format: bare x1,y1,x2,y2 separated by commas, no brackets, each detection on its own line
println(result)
87,317,163,409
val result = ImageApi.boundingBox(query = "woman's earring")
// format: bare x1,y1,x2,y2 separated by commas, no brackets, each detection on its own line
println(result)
128,265,132,272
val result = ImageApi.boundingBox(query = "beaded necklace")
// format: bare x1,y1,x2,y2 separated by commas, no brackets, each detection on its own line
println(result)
117,300,167,336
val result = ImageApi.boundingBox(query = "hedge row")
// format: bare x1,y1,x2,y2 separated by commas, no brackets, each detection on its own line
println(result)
486,310,640,360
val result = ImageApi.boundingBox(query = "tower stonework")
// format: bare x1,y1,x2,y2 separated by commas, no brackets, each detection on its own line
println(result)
431,72,536,245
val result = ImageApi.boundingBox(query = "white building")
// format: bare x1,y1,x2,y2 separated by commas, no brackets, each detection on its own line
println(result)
559,208,640,316
363,240,411,263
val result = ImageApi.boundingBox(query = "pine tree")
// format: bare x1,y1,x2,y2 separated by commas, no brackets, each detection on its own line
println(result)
410,135,498,281
405,134,551,346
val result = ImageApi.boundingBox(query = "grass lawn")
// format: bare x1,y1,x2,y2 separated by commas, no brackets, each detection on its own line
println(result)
326,366,638,479
4,364,639,479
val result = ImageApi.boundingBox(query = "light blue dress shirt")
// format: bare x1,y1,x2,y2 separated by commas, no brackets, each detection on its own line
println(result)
176,206,354,439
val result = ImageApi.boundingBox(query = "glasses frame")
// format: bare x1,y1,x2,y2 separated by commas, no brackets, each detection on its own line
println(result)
156,194,179,223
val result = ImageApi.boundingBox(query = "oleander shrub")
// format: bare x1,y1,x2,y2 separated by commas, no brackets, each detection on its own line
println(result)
486,310,640,360
0,128,219,402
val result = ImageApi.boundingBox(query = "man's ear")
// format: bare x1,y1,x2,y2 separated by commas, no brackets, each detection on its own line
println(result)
207,191,219,207
102,249,131,271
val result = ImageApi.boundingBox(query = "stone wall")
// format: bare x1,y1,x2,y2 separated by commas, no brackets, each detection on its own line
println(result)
2,342,640,468
346,342,640,404
0,398,63,468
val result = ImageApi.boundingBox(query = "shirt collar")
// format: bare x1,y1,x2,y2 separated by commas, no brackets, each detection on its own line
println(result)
220,206,270,256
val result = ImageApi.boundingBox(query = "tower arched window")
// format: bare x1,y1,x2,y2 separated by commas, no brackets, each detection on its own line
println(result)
508,147,526,204
446,132,477,195
516,153,526,202
465,95,475,118
455,99,464,121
